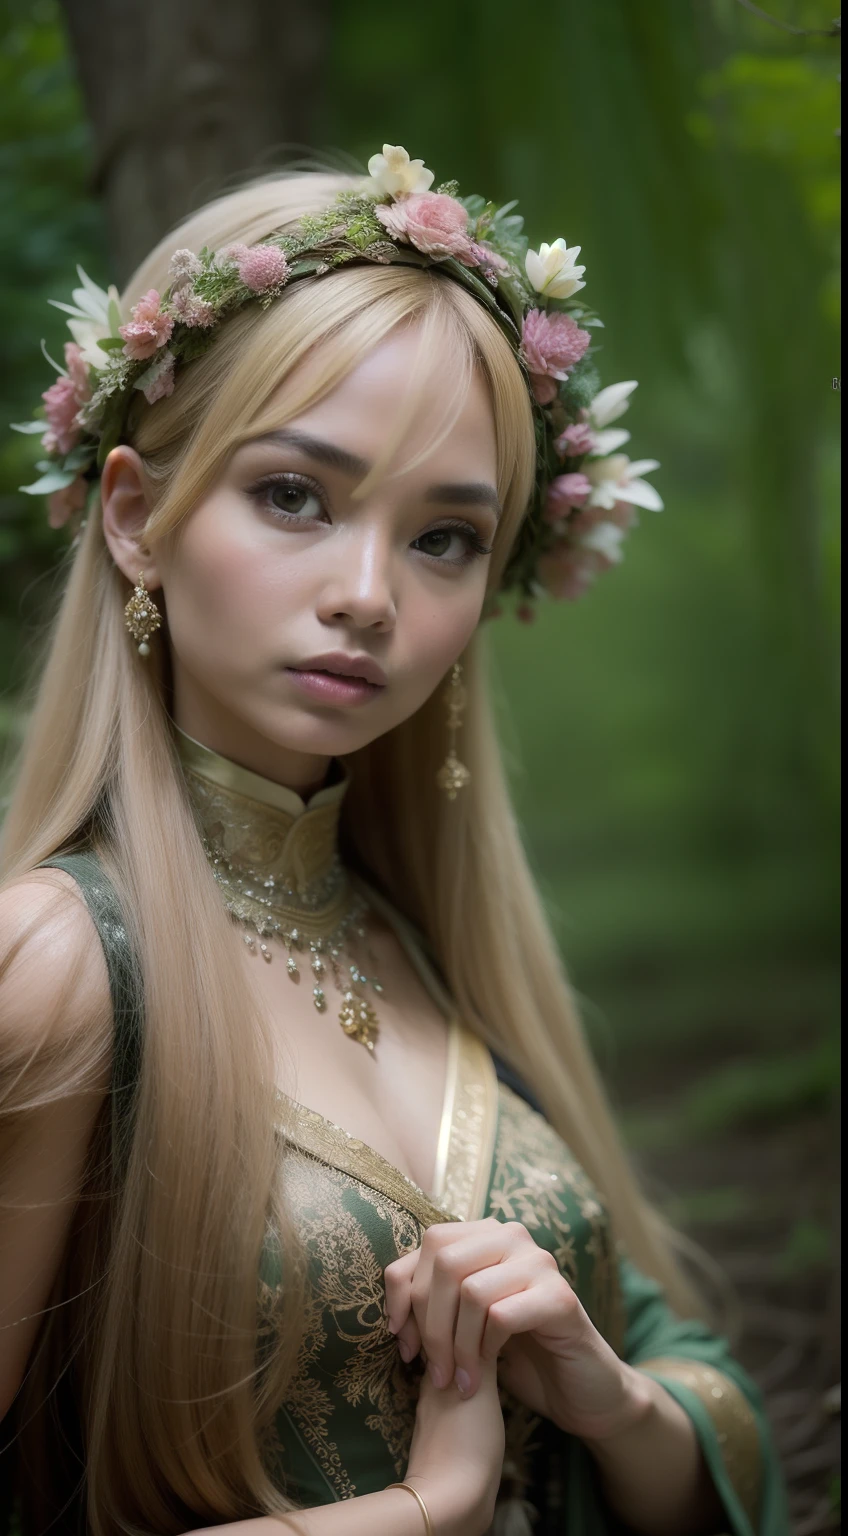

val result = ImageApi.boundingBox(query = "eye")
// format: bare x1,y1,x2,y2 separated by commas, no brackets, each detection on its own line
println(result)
248,472,326,523
413,521,493,567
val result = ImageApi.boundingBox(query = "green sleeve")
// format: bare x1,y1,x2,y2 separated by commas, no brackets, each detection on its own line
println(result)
619,1254,790,1536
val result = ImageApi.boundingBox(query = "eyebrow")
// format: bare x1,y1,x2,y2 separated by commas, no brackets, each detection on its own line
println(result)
244,428,502,520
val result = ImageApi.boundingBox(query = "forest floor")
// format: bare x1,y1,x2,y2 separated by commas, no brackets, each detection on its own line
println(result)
617,1048,840,1536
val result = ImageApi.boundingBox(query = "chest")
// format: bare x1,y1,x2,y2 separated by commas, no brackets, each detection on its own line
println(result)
241,909,451,1195
263,1080,620,1508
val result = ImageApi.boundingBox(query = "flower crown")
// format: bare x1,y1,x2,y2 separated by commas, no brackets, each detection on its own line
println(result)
12,143,663,616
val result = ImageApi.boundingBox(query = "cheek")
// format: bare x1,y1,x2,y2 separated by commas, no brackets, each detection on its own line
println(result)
395,585,483,712
161,501,296,661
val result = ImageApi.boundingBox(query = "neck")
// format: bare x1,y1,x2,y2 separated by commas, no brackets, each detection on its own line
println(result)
172,723,381,1051
173,723,352,919
171,692,332,797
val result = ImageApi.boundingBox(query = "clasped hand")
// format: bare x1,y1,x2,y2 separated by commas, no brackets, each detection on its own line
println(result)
384,1217,645,1442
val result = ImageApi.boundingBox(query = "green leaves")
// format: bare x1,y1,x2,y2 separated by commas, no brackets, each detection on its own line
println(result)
57,445,91,471
19,468,78,495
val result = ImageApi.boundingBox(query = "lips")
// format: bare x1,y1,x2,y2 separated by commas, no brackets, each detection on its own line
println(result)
290,652,387,688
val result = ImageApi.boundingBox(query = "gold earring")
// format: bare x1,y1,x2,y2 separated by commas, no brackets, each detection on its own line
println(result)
124,571,162,658
435,661,471,800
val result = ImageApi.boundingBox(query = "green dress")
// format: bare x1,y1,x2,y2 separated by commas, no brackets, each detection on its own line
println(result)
30,849,789,1535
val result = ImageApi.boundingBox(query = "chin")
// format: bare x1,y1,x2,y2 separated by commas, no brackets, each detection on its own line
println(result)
246,701,386,757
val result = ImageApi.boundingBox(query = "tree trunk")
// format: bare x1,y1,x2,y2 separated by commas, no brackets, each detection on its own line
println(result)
59,0,330,282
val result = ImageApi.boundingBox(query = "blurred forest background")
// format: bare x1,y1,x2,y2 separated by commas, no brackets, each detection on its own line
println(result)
0,0,841,1528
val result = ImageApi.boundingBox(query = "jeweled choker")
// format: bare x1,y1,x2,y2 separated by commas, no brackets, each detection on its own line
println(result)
174,725,383,1051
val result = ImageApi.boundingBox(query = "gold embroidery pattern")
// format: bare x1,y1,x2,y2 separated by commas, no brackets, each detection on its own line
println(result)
635,1357,763,1527
259,1226,353,1501
437,1027,499,1222
271,1148,434,1498
489,1084,619,1342
280,1098,458,1230
183,769,353,930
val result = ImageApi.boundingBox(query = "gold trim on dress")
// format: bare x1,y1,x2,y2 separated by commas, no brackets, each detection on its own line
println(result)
174,723,351,819
438,1028,499,1221
431,1016,460,1204
636,1357,763,1526
275,1011,499,1230
279,1097,458,1231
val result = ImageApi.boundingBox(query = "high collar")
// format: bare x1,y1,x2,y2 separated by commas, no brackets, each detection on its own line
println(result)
173,724,352,907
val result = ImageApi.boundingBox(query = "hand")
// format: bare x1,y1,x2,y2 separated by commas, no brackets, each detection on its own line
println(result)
405,1356,505,1536
385,1217,646,1442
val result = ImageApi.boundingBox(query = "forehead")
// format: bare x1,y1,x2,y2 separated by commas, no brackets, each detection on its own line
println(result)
262,322,498,486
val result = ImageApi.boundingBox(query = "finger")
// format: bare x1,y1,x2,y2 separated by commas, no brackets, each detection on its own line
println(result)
481,1274,580,1363
414,1222,530,1389
452,1257,537,1396
395,1310,424,1365
383,1247,420,1334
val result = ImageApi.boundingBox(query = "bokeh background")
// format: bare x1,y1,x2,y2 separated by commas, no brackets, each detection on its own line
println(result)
0,0,841,1528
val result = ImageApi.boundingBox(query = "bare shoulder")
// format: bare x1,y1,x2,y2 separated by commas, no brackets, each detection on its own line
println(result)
0,868,114,1417
0,867,113,1061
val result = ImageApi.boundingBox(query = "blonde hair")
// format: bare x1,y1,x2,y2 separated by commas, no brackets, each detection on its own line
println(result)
1,172,702,1533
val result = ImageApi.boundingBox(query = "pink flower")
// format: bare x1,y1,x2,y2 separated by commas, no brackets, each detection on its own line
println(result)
544,473,592,523
537,544,606,602
521,309,591,405
41,341,93,455
228,243,289,294
170,288,215,328
140,350,176,404
120,289,174,361
376,193,477,265
555,419,596,457
472,242,509,272
42,374,83,455
64,342,91,402
168,248,203,290
47,475,87,530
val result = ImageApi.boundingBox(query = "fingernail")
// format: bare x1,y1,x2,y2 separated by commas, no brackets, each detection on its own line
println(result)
428,1361,445,1388
455,1369,472,1397
398,1338,413,1363
386,1318,399,1335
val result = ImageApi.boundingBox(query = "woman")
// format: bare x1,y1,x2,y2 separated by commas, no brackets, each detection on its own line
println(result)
0,146,788,1535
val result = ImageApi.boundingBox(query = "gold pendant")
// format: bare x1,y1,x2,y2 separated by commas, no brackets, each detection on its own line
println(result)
339,991,379,1053
435,751,471,800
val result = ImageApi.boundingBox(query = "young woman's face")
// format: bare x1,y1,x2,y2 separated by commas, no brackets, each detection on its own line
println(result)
141,324,501,783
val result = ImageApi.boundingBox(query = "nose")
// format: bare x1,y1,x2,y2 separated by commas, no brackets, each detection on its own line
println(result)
315,523,397,631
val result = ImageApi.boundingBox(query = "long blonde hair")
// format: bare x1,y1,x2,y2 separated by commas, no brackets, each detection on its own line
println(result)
1,173,701,1533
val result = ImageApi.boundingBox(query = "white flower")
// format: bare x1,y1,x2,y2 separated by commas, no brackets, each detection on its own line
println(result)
588,426,632,454
49,266,122,371
366,144,435,198
579,521,627,564
586,379,638,453
525,238,586,300
584,452,664,512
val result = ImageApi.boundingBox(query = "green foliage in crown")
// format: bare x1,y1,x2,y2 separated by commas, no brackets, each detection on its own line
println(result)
12,143,663,615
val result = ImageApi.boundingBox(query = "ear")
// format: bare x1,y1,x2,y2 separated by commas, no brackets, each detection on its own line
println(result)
101,446,163,591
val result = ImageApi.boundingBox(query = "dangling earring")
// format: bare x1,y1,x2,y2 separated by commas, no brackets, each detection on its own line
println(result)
124,571,162,657
435,661,471,800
